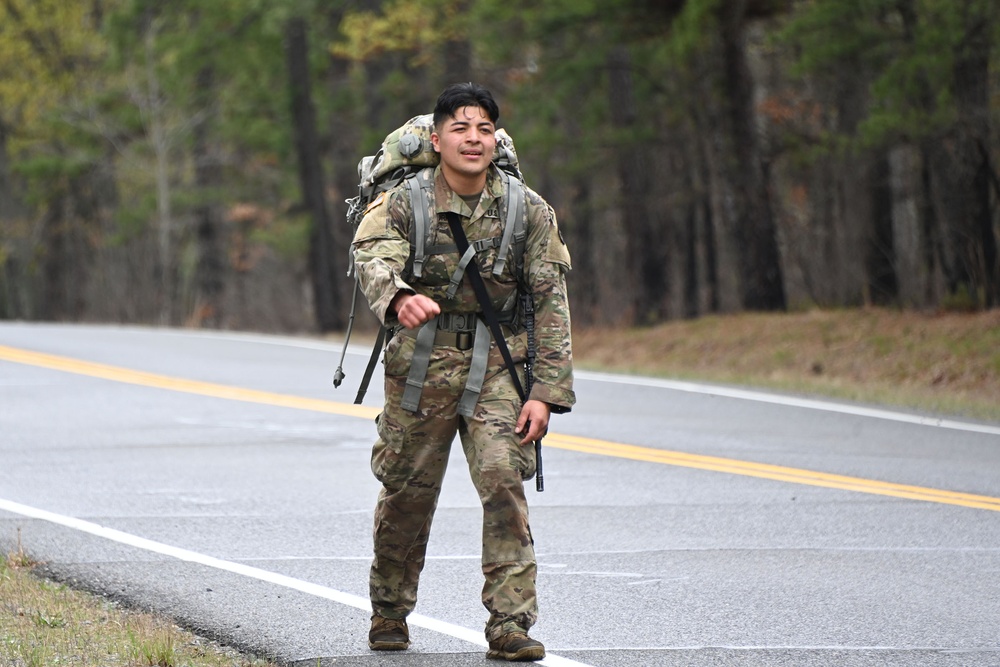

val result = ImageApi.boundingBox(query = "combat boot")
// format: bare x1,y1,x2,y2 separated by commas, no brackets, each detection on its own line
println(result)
486,631,545,661
368,615,409,650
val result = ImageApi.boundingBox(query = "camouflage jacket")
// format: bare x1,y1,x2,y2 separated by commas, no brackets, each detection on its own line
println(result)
352,164,575,412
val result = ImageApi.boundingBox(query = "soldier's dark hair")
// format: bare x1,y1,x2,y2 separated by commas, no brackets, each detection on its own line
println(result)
433,82,499,127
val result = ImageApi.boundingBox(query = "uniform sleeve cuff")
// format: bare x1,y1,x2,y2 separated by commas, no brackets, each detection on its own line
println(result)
529,383,575,413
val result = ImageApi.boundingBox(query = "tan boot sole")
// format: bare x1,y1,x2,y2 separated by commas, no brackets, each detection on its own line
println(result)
486,645,545,661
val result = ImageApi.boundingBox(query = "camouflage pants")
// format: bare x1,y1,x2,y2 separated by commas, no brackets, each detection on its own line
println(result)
370,331,537,641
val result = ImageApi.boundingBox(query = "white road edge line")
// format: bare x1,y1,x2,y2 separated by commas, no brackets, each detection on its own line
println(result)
0,497,592,667
575,371,1000,437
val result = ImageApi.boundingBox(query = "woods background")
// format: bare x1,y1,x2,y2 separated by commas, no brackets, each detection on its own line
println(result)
1,0,998,334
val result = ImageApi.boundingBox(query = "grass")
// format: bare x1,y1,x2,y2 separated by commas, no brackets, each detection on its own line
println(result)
1,535,276,667
573,307,1000,423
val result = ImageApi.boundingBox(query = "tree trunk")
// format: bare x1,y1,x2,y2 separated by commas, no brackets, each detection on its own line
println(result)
38,192,67,320
286,16,339,331
950,2,998,306
142,14,174,324
568,176,598,322
607,45,668,324
0,118,25,317
325,6,367,331
889,144,931,307
865,155,898,304
718,1,786,311
687,97,722,315
192,64,225,328
892,0,947,307
556,102,601,325
441,2,472,86
832,80,879,305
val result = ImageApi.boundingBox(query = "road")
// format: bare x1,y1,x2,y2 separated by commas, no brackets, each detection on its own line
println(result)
1,322,999,667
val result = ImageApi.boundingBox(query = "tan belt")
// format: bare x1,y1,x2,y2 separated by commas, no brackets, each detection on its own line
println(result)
399,326,475,351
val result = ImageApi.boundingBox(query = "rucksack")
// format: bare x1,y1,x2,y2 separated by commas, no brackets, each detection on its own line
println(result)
333,113,528,402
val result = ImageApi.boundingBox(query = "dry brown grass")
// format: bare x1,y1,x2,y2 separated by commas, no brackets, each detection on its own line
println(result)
0,552,276,667
573,308,1000,422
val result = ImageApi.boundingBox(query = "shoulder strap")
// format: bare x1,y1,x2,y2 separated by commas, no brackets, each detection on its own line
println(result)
405,167,460,277
405,172,432,279
493,171,526,278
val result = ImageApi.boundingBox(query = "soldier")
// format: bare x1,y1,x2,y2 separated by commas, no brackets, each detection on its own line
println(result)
352,82,575,662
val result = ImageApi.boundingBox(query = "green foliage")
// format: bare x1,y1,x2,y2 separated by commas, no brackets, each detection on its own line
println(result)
12,152,94,182
335,0,439,62
778,0,1000,149
777,0,890,76
33,611,66,629
129,626,177,667
941,284,980,312
2,0,998,325
252,214,311,260
665,0,724,62
0,0,114,137
111,192,158,244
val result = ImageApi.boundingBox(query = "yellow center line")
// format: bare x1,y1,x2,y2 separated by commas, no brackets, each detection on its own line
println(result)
3,343,999,513
0,344,380,421
544,434,1000,512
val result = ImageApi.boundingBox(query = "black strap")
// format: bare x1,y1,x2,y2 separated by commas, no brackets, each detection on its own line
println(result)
445,212,544,491
445,213,525,397
354,326,386,404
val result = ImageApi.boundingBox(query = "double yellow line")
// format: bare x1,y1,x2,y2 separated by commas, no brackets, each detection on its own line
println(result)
3,343,999,513
544,433,1000,512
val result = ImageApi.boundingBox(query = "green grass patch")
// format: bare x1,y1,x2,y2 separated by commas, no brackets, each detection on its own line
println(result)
1,544,277,667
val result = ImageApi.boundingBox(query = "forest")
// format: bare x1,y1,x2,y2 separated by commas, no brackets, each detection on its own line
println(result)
1,0,998,333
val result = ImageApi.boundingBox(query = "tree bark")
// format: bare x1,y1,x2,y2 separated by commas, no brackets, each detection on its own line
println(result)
607,45,668,324
140,12,174,324
286,16,339,331
866,156,898,304
889,144,930,307
892,0,947,307
0,117,27,317
442,1,472,86
950,1,997,306
718,1,786,311
192,64,225,328
0,120,14,318
325,6,366,330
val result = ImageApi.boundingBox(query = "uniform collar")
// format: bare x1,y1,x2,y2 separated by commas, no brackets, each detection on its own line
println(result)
433,164,505,216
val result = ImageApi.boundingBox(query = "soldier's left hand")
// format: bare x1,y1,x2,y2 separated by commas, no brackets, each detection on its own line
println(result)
515,399,550,445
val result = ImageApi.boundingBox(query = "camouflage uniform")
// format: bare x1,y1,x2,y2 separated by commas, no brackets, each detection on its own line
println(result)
353,164,575,641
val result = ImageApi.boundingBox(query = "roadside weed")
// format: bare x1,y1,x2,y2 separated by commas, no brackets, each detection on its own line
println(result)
0,549,278,666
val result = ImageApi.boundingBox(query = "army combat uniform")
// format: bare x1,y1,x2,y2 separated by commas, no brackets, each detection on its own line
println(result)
353,163,575,641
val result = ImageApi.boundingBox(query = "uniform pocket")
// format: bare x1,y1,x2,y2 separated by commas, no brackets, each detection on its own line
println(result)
382,331,414,378
371,411,407,483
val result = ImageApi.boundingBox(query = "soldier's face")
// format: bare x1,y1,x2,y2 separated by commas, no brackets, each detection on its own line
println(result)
431,105,496,185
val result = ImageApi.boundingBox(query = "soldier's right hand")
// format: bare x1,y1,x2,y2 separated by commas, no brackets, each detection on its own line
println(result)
392,292,441,329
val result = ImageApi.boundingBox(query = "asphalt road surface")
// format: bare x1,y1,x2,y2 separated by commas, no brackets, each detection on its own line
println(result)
1,323,999,667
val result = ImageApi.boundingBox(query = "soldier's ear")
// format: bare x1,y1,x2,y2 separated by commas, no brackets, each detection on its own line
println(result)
430,132,440,153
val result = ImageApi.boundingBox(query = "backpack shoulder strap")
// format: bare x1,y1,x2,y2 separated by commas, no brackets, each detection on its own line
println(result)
492,170,523,277
405,169,434,279
493,172,529,291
